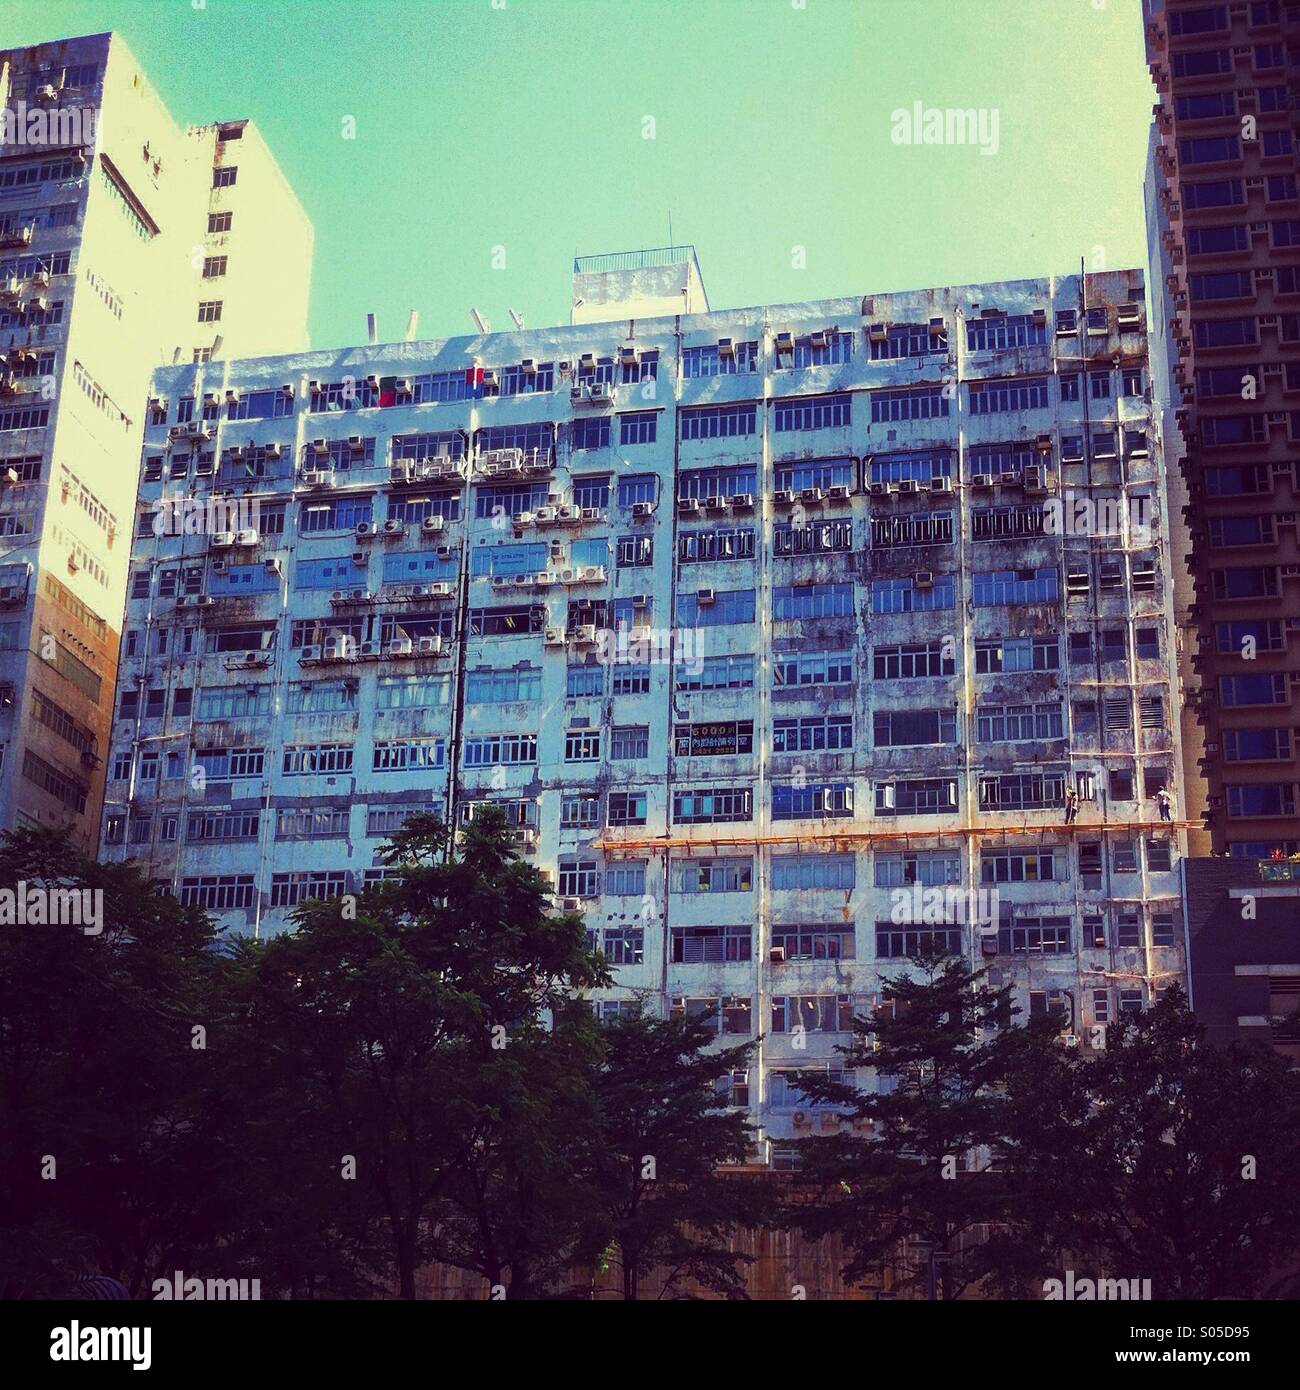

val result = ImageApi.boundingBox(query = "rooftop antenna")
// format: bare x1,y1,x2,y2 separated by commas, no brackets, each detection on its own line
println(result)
404,310,419,342
366,313,378,346
470,307,489,334
508,308,525,331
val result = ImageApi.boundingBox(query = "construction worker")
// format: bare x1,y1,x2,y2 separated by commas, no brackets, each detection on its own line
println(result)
1064,788,1079,825
1156,787,1172,823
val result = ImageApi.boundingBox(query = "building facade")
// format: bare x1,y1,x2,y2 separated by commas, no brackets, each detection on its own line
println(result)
101,253,1188,1153
0,31,311,849
1144,0,1300,859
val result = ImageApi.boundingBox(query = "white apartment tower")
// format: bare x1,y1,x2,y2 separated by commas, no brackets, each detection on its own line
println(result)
103,250,1186,1160
0,31,312,849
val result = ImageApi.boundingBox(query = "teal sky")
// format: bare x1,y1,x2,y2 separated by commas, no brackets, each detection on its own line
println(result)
8,0,1157,349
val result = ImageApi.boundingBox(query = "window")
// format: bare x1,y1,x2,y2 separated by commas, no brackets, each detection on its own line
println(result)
561,793,601,828
558,858,599,899
197,300,222,323
981,850,1059,884
975,636,1058,673
870,387,949,422
773,393,850,432
202,255,227,278
463,734,537,766
373,737,446,772
977,703,1063,741
607,791,647,826
610,725,649,760
873,709,956,747
677,588,756,626
671,995,752,1036
180,876,256,910
671,924,752,964
564,729,601,762
679,527,755,562
619,411,657,445
875,851,960,887
208,211,232,233
466,667,541,703
773,853,855,890
871,575,955,613
773,714,853,753
283,743,353,775
680,404,756,439
875,779,958,817
965,313,1048,351
682,342,759,376
771,995,854,1033
876,925,961,959
672,787,753,824
772,782,853,820
874,641,954,679
972,567,1058,606
1227,784,1298,818
612,663,651,695
605,861,647,895
212,166,238,187
979,772,1066,811
968,378,1049,414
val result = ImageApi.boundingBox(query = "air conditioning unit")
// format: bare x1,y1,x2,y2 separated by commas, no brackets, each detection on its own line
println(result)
717,337,735,358
677,498,701,515
390,462,413,483
243,650,272,667
826,485,850,502
561,897,581,913
580,507,601,521
1023,466,1047,493
897,479,919,495
929,476,953,494
491,575,512,590
770,946,786,964
34,83,59,103
971,473,993,489
914,571,934,589
774,330,795,353
792,1111,810,1129
773,489,795,506
210,531,234,548
418,635,443,655
588,381,613,403
704,495,725,511
355,521,378,539
999,470,1021,486
558,505,580,522
421,515,445,534
299,644,322,663
576,565,605,582
520,358,537,376
696,587,715,605
534,505,558,524
573,624,597,644
808,330,828,350
868,482,887,497
323,637,353,661
569,384,589,405
348,435,365,454
310,438,330,457
30,269,51,290
730,493,754,509
545,626,566,645
867,323,889,341
632,501,654,519
301,469,333,487
1062,1033,1081,1048
929,315,946,332
387,637,414,657
800,487,824,504
383,519,405,537
235,529,258,545
358,640,383,659
619,345,638,367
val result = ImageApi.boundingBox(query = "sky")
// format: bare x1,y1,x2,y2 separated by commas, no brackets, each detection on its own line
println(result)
6,0,1159,349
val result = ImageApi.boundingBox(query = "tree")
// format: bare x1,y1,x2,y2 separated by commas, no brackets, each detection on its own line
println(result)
997,988,1300,1300
583,1006,764,1300
0,826,230,1297
784,951,1061,1299
240,809,607,1299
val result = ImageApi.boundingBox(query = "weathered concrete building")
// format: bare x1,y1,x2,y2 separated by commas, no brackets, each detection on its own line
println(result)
102,250,1189,1157
0,32,311,850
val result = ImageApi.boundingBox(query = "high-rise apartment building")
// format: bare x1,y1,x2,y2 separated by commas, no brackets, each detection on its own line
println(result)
0,32,312,849
1144,0,1300,1056
102,252,1188,1156
1144,0,1300,859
